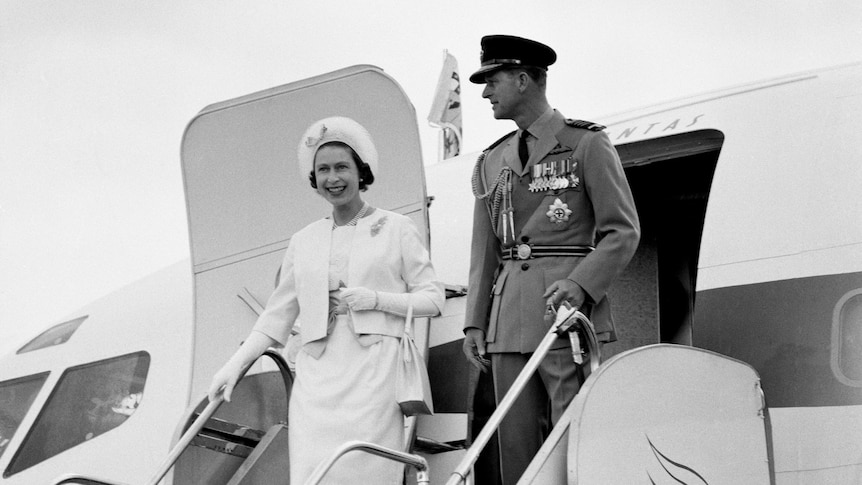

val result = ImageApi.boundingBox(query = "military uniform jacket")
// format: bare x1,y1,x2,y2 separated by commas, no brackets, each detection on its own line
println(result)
465,109,640,353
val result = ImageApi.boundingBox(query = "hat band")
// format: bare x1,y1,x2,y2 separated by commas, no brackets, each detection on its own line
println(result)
481,58,523,67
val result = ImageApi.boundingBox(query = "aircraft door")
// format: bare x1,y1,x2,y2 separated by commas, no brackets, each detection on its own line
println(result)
180,65,429,399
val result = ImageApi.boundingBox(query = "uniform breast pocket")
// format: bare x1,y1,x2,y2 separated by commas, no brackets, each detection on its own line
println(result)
538,191,577,232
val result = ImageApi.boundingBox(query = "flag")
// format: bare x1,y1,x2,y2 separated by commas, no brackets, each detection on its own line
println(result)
428,51,462,160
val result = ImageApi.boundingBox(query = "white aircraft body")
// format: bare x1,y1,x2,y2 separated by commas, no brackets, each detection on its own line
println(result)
0,62,860,484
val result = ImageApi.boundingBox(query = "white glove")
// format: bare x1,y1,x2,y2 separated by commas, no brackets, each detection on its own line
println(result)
206,331,276,402
207,360,244,403
343,287,441,318
341,287,378,311
375,291,440,318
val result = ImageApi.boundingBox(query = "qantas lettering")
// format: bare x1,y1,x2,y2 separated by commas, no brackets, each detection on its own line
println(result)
608,114,705,141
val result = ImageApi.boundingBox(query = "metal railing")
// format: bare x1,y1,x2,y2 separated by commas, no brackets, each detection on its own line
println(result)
445,304,600,485
52,306,596,485
145,349,292,485
51,474,129,485
304,440,430,485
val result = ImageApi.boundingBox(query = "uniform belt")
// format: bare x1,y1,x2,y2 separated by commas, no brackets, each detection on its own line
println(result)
501,244,595,260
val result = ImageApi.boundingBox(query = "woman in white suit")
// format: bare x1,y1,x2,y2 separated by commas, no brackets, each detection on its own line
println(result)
207,117,445,484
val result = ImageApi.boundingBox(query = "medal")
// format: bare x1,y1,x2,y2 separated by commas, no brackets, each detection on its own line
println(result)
528,156,579,192
568,158,579,188
546,198,572,224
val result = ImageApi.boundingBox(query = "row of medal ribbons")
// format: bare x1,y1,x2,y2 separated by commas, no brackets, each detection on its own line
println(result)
529,157,580,192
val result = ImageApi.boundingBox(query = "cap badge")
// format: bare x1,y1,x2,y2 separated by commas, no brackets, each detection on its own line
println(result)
546,198,572,224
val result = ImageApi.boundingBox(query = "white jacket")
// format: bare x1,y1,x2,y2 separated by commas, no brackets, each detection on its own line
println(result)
253,209,444,355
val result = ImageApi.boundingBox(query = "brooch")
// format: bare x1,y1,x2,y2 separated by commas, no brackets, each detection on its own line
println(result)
546,198,572,224
305,124,328,147
370,216,388,236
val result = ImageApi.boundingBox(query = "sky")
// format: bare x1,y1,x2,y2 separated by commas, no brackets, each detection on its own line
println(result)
1,0,861,356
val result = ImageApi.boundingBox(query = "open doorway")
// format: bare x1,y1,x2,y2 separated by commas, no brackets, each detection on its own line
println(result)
604,129,723,357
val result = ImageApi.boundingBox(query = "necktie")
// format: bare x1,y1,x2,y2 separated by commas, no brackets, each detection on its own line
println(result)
518,130,530,168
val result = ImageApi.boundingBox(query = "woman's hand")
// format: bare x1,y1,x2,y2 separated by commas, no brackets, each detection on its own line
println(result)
341,287,378,311
206,332,277,402
207,361,244,403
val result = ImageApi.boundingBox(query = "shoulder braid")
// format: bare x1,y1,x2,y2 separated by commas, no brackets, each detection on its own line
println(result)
471,130,516,237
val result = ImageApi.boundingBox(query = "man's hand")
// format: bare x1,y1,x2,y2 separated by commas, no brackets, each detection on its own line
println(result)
463,328,490,373
543,278,586,311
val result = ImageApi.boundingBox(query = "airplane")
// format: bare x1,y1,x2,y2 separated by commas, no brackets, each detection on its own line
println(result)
0,60,860,484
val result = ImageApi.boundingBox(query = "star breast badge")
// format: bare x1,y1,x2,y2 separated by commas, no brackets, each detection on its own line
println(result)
546,198,572,224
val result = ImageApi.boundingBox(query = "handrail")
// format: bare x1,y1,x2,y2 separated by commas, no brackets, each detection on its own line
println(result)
264,349,295,419
558,304,601,374
51,474,130,485
304,440,430,485
145,349,292,485
445,305,600,485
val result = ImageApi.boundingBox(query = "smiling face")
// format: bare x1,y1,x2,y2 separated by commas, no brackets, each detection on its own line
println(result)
313,143,363,210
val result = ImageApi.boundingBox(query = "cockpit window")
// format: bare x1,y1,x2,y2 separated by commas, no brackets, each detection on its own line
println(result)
4,352,149,477
0,373,49,460
17,316,87,354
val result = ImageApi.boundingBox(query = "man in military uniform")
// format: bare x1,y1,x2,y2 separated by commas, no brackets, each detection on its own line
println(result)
462,34,641,483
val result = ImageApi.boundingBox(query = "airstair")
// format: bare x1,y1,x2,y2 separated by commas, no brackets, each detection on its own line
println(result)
51,307,773,484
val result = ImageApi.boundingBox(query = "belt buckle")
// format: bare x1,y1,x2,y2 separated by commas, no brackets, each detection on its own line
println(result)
516,244,532,260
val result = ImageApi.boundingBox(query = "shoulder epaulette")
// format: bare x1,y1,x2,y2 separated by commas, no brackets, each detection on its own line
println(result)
484,130,517,151
565,119,606,131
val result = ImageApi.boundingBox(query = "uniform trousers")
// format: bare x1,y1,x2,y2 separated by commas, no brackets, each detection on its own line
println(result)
491,347,585,484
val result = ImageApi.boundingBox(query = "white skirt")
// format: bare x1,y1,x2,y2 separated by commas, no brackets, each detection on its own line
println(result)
289,315,404,484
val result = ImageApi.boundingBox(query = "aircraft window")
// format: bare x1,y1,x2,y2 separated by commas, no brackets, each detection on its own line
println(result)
832,289,862,387
0,372,49,460
4,352,149,478
17,316,87,354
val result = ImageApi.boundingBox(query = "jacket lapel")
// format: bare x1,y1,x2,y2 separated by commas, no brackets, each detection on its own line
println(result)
301,219,333,346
